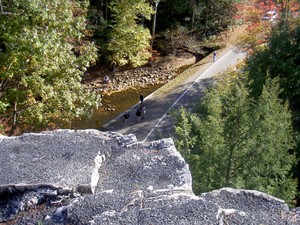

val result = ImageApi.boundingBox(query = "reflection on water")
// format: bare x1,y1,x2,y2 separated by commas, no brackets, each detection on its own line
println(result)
71,83,164,129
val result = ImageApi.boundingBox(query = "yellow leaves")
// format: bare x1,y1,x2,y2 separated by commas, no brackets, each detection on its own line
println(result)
24,90,37,106
108,0,153,67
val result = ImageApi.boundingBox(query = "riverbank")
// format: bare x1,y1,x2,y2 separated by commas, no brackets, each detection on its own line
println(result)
72,52,200,129
72,26,244,129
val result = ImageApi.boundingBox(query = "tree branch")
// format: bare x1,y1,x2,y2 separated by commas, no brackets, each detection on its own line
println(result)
0,0,15,15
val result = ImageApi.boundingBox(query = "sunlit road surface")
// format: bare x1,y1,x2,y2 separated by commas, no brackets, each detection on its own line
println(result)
102,47,247,144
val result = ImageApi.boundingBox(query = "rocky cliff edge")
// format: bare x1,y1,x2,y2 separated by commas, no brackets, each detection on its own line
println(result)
0,129,299,224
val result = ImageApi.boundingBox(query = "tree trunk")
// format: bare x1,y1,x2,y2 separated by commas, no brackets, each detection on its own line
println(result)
0,0,3,13
150,0,159,50
104,0,108,20
190,0,196,31
205,0,209,36
9,100,18,136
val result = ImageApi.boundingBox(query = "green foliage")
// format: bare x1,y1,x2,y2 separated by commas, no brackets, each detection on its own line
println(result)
86,5,110,50
173,75,297,204
0,0,100,133
87,0,239,63
245,19,300,205
155,0,190,30
243,78,296,202
106,0,153,67
247,20,300,126
157,0,236,35
195,0,236,35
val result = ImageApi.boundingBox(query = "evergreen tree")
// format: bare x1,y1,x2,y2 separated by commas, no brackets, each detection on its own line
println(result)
0,0,100,134
246,19,300,205
247,20,300,127
243,78,297,202
173,75,297,204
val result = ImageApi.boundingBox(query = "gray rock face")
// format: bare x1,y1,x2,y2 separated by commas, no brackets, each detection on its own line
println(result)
0,129,299,224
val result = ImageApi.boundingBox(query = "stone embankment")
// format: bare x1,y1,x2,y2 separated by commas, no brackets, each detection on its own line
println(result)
1,129,300,224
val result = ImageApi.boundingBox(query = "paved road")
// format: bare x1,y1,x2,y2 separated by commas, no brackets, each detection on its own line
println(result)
102,47,247,144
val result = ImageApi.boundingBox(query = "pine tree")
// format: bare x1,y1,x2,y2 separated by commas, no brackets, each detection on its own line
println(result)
173,75,297,204
246,21,300,193
242,78,297,202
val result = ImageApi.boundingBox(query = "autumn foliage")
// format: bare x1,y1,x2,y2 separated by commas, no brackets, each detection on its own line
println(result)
234,0,299,49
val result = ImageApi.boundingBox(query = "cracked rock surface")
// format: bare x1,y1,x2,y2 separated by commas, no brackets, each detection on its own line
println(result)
0,129,299,224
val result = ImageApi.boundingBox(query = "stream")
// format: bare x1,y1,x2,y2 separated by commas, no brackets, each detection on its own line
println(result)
71,83,164,130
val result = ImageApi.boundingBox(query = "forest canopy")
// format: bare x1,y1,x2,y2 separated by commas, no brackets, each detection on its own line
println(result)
0,0,100,134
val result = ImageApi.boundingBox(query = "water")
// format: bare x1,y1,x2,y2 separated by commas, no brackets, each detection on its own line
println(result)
71,83,164,129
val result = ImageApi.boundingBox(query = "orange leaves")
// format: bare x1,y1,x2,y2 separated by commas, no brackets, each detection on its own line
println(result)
257,0,277,12
233,0,279,49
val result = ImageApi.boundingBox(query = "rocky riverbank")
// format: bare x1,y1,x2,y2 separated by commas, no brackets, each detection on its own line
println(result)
82,51,198,94
71,51,199,129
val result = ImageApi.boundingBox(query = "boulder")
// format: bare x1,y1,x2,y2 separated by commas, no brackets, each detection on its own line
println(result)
0,129,299,224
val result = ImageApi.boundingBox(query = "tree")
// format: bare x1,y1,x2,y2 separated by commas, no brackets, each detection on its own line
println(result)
150,0,160,49
246,19,300,199
0,0,100,134
195,0,237,36
234,0,276,48
236,0,300,48
277,0,300,21
156,0,236,35
173,74,297,204
106,0,153,67
0,0,3,13
246,20,300,127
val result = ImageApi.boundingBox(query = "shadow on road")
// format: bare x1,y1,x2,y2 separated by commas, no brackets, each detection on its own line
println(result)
101,47,247,144
101,78,215,143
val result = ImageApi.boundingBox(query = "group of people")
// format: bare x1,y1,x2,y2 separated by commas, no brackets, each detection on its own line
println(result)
123,94,146,125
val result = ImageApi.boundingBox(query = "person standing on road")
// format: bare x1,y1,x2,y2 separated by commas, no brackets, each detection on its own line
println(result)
136,106,142,121
140,93,144,104
123,111,130,125
140,104,146,119
213,51,217,62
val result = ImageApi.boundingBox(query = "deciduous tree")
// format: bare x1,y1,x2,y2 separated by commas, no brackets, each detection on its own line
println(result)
107,0,153,67
0,0,100,134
